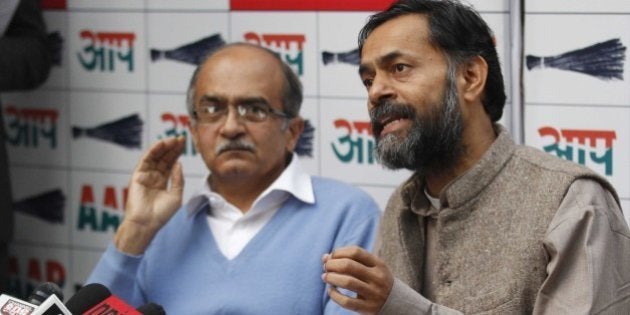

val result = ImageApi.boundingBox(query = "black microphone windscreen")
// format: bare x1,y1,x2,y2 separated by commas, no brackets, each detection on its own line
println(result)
27,282,64,306
136,302,166,315
65,283,111,314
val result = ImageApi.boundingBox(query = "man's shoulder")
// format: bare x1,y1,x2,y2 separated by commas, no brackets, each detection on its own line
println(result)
311,176,366,194
510,144,619,200
512,144,599,177
310,176,381,211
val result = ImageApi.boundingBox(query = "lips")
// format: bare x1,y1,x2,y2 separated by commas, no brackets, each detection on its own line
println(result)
221,147,251,153
380,115,405,129
370,102,415,138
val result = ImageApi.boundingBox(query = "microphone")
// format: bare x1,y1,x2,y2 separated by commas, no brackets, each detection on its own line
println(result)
0,294,37,314
65,283,111,314
83,295,141,315
65,283,165,315
136,302,165,315
28,282,64,306
31,294,72,315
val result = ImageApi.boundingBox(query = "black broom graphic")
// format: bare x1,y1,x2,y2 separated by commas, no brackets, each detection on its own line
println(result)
72,113,143,149
13,189,65,223
322,48,360,66
526,38,626,80
295,119,314,157
150,33,226,65
47,31,64,66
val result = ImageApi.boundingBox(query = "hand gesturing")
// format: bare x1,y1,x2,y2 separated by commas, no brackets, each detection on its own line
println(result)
114,136,186,254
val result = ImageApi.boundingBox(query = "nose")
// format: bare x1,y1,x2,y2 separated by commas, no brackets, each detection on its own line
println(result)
219,107,246,139
368,74,396,110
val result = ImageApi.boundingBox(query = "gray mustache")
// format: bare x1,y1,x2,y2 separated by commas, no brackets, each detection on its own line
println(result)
215,140,256,154
369,100,415,136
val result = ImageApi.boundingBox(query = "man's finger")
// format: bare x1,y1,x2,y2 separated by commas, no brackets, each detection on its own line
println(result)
324,257,374,284
322,270,376,299
155,136,186,174
330,246,381,268
137,139,170,172
327,286,370,314
169,161,184,193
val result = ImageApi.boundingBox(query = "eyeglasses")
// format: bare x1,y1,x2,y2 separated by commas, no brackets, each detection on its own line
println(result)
193,101,289,124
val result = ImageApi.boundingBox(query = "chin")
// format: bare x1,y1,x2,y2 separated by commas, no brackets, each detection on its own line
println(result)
212,164,256,180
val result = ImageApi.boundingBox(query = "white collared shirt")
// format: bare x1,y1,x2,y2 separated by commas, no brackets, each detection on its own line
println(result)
185,153,315,259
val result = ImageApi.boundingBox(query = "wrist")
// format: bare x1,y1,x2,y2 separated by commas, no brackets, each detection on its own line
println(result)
113,221,159,255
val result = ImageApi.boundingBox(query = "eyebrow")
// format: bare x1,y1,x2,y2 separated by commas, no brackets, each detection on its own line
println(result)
198,95,225,105
198,95,270,106
236,96,270,106
359,50,404,77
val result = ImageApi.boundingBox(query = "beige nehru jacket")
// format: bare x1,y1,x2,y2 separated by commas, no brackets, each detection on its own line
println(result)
376,125,630,314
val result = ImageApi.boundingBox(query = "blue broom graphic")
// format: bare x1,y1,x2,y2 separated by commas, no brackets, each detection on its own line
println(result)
322,48,360,66
72,113,143,149
13,189,65,223
150,33,226,65
295,119,314,157
526,38,626,80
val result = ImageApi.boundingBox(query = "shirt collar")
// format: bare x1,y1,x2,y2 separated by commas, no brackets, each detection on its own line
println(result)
185,152,314,217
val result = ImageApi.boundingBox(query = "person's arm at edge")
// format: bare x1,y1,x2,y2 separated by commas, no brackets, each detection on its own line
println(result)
85,136,186,306
533,178,630,314
85,243,147,307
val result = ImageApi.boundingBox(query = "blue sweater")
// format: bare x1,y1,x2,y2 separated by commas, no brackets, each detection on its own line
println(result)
87,177,381,314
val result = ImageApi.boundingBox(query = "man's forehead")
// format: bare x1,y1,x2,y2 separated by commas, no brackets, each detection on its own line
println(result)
373,15,427,42
361,15,431,57
206,44,279,66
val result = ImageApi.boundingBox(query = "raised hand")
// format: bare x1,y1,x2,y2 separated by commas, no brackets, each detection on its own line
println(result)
322,246,394,315
114,136,186,255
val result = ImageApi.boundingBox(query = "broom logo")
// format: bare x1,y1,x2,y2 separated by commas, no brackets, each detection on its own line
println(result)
47,31,64,66
72,113,144,149
322,48,359,66
13,189,66,223
150,33,226,65
526,38,626,80
295,119,315,157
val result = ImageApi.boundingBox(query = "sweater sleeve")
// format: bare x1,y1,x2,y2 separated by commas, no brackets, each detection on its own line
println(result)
85,243,148,307
378,278,462,315
333,195,381,252
323,189,382,315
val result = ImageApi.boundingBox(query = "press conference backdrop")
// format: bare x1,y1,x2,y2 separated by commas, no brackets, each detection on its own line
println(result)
2,0,628,300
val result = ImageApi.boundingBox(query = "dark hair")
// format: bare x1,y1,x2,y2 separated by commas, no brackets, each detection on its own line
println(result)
358,0,506,122
186,42,303,124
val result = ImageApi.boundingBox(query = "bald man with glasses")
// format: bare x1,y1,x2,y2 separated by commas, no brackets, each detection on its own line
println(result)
86,43,381,314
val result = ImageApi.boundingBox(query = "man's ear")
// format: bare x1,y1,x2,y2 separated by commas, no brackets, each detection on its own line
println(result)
285,116,305,153
460,55,488,103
